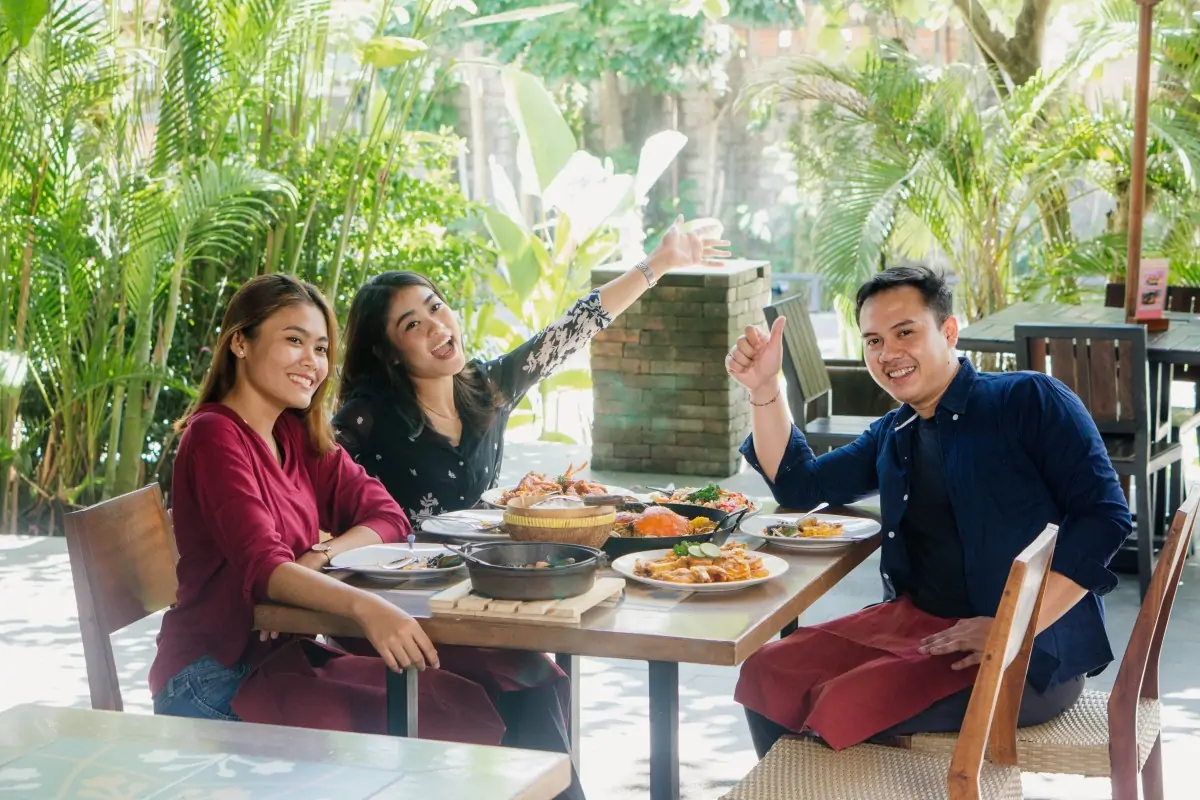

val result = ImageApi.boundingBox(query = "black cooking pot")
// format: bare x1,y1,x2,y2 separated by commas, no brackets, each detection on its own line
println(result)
458,541,604,600
602,504,750,558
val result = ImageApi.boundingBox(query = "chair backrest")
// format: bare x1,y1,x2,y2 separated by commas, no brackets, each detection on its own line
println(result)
764,294,832,423
1104,282,1200,315
947,524,1059,799
1014,323,1149,437
64,484,179,711
1110,485,1199,716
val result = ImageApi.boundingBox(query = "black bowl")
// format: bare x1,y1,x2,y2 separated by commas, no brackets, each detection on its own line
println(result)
602,504,749,558
460,541,604,600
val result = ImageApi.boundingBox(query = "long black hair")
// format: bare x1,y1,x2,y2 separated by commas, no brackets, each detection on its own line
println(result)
338,271,501,437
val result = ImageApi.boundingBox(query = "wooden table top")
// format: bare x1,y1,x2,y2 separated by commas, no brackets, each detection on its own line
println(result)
956,301,1200,365
0,704,570,800
256,526,881,667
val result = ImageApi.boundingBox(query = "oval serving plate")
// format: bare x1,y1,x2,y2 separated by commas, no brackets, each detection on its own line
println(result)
480,484,639,509
328,544,465,583
610,547,789,593
739,513,881,551
418,509,510,541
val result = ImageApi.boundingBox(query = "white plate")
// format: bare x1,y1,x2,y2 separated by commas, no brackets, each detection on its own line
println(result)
418,509,509,541
610,547,789,593
480,484,638,508
328,544,464,583
739,513,881,551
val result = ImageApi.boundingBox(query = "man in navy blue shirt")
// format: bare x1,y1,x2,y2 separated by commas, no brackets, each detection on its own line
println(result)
728,266,1131,756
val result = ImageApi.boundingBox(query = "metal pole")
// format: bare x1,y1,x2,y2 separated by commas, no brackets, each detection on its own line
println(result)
1124,0,1162,321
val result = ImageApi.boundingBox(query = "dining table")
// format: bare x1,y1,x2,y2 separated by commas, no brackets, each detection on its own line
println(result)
0,703,571,799
254,503,882,800
954,300,1200,365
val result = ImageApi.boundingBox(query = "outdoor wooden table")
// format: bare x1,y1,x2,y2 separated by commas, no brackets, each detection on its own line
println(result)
0,703,570,799
954,301,1200,365
254,505,881,800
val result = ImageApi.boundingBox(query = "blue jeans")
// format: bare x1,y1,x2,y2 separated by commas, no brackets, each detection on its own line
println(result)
152,656,250,722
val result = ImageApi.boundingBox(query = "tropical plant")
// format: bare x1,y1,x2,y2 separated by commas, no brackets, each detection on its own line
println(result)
1071,0,1200,285
479,68,691,443
0,0,570,533
745,41,1167,331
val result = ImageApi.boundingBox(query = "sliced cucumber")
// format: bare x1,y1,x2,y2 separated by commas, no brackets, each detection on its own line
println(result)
699,542,722,559
687,544,706,559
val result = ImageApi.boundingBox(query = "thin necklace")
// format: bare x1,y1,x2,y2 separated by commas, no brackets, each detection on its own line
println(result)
420,401,460,421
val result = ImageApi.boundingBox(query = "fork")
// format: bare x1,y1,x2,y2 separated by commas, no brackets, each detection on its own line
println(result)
377,556,419,571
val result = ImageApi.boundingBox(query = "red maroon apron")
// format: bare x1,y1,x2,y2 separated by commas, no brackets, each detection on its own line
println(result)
230,639,563,745
735,597,979,750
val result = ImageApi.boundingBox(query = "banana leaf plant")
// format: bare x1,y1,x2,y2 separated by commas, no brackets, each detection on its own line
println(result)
480,68,687,442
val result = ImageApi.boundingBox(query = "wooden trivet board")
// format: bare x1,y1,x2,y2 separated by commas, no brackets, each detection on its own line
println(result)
428,577,625,626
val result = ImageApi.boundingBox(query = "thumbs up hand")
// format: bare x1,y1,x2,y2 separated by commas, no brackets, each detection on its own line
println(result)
725,316,786,395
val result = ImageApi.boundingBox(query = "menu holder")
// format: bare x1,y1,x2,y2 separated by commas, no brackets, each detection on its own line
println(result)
1133,258,1170,331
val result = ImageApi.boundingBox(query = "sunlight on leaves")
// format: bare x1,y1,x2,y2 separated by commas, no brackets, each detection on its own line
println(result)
360,36,428,68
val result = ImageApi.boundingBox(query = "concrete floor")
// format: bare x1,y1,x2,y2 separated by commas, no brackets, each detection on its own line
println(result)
3,441,1200,798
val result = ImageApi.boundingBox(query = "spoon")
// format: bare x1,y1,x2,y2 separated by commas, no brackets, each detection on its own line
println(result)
443,544,493,568
794,502,829,524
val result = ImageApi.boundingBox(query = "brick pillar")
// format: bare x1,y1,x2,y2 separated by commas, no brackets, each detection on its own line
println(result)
590,259,772,477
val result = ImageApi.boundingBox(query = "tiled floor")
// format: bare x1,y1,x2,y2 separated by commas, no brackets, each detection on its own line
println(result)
2,441,1199,798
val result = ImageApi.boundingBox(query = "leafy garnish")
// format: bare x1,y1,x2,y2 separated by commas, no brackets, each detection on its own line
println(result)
686,483,722,503
672,537,705,556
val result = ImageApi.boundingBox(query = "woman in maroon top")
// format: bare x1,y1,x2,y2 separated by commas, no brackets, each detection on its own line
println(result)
150,274,515,750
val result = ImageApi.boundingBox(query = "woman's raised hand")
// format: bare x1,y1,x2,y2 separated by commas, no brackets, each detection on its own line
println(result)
648,216,731,273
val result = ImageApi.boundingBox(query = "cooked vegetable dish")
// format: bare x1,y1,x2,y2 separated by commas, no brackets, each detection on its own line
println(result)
649,483,757,513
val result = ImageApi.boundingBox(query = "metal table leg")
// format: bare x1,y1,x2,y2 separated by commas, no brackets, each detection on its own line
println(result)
386,666,419,737
555,652,581,770
648,661,679,800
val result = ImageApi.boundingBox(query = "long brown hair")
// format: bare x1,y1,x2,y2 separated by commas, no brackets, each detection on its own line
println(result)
176,273,339,454
338,271,500,437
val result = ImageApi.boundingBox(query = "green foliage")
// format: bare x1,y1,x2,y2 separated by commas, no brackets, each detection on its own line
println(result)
0,0,494,530
749,41,1172,322
483,69,685,441
455,0,710,92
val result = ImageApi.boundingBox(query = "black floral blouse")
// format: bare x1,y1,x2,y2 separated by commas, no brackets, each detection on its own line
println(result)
333,292,613,521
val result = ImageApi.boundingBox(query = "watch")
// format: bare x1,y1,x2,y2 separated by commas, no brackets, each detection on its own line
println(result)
311,542,334,562
634,259,657,288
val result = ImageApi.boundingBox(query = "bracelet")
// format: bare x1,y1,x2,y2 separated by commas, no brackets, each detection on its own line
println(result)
634,259,657,288
748,390,781,407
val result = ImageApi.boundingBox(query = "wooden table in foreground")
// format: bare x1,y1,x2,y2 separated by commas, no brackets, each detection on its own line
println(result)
0,703,570,800
255,506,882,800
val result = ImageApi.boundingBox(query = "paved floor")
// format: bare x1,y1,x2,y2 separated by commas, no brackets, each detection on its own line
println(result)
3,441,1200,798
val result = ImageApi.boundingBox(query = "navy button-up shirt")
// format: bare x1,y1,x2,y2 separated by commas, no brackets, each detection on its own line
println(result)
741,358,1132,691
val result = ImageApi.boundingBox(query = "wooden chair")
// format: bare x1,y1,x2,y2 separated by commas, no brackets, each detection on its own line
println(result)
722,524,1059,800
64,484,179,711
902,487,1198,800
1014,324,1183,598
764,294,882,451
1104,284,1200,536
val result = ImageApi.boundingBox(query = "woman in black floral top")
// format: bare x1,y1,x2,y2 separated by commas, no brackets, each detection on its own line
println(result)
333,217,729,520
330,218,727,800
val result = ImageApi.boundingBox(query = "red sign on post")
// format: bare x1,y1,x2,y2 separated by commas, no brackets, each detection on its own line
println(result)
1135,258,1169,321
